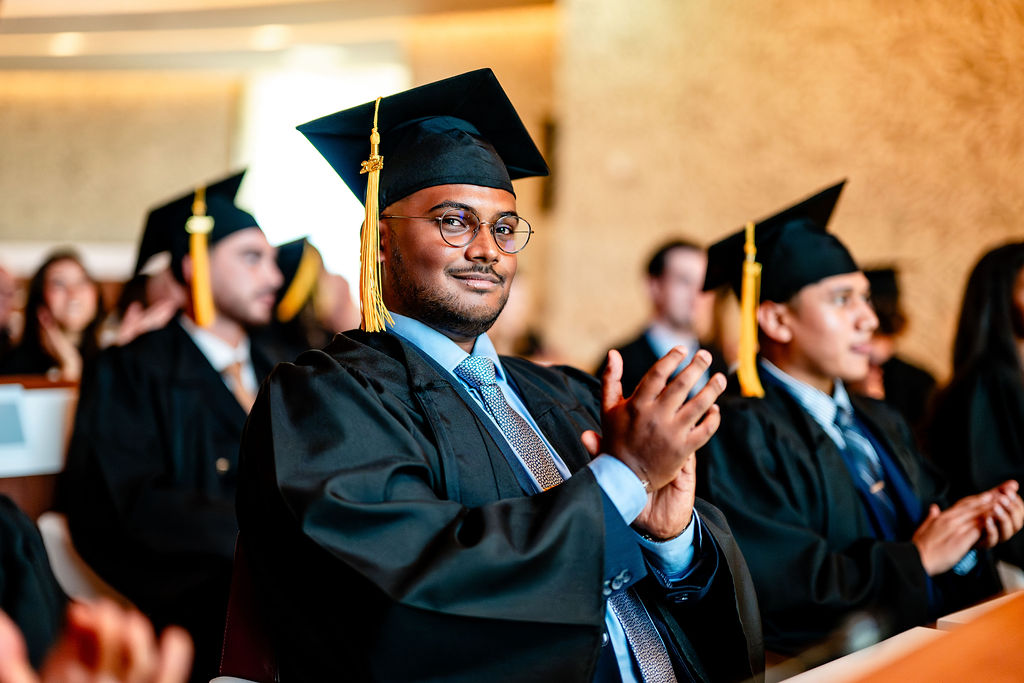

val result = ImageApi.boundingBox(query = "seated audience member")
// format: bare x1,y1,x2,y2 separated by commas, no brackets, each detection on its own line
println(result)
62,171,282,682
234,69,764,682
927,242,1024,568
848,267,936,438
0,250,103,382
597,240,726,397
252,237,333,361
697,181,1024,656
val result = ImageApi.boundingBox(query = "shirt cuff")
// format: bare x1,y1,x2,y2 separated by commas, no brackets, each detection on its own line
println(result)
639,512,700,583
588,454,648,524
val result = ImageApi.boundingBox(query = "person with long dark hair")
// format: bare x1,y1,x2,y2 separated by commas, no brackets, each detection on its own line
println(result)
0,249,103,382
927,241,1024,567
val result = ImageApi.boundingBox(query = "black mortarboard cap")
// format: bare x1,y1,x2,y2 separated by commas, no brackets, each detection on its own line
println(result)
864,266,906,335
295,68,547,332
276,237,308,296
704,180,856,302
138,171,259,279
296,68,548,210
864,267,899,300
275,237,322,322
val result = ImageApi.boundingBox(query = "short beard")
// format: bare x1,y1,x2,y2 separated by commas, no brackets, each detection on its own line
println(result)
386,243,508,339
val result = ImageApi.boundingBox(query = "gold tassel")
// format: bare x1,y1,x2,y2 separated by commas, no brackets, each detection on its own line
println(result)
277,241,320,323
737,221,765,397
358,96,394,333
185,187,216,328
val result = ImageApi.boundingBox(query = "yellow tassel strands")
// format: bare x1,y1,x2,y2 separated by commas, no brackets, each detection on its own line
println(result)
358,97,394,333
185,187,216,328
737,221,764,398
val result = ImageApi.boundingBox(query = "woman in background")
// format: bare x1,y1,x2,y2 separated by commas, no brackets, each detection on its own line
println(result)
927,241,1024,566
0,249,103,382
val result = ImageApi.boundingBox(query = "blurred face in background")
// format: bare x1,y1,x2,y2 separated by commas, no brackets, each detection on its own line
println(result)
42,258,98,334
649,247,707,334
208,227,283,328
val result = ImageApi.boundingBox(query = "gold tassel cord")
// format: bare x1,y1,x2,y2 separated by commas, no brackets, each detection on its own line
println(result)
276,242,321,323
737,221,765,398
358,96,394,333
185,187,216,328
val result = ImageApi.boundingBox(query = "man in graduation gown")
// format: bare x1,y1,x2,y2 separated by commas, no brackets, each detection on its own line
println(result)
234,69,763,682
596,240,726,398
62,171,283,682
697,181,1024,656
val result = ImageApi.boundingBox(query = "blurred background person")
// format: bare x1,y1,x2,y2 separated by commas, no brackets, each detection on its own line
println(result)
0,249,103,382
62,171,282,683
596,238,725,397
849,267,936,441
927,241,1024,568
253,237,332,361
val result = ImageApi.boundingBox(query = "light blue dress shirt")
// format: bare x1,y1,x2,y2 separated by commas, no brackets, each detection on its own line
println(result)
759,358,977,575
388,313,701,683
644,323,709,392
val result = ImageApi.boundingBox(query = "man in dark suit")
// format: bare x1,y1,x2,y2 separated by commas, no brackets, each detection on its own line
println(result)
62,171,282,682
698,181,1024,657
597,240,725,398
234,69,763,682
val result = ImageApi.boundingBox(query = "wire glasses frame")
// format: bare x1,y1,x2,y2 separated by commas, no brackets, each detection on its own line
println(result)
380,208,533,254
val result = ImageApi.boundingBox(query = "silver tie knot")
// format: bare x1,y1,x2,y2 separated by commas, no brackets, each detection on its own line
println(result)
454,355,497,388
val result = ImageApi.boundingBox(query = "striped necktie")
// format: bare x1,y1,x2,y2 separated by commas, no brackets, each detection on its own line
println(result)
835,405,899,530
454,355,678,682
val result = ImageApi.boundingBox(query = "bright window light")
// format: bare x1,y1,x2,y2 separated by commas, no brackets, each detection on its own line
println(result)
234,48,410,295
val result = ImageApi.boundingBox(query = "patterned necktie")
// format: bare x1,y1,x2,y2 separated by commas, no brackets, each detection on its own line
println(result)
454,354,678,682
223,361,255,413
835,405,899,528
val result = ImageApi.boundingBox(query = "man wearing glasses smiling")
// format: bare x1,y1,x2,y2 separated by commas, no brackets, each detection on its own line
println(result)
234,69,763,682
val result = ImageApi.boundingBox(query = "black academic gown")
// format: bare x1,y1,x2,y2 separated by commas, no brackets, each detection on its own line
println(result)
61,317,274,681
927,361,1024,567
698,368,1000,655
0,496,66,669
596,331,728,398
236,330,763,683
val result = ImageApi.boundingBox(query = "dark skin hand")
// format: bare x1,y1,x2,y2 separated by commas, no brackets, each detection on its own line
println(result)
581,347,726,540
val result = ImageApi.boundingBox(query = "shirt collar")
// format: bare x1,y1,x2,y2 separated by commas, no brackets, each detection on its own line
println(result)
179,316,251,373
645,323,698,360
760,358,852,429
387,312,505,381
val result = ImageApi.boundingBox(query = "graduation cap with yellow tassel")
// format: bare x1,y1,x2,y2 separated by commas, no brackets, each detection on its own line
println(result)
140,170,261,328
275,237,322,323
296,68,549,332
704,180,852,397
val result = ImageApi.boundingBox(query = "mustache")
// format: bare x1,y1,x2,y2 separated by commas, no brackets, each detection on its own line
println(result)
447,265,506,284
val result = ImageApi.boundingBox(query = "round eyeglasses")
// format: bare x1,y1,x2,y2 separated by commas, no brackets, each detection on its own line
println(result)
381,208,533,254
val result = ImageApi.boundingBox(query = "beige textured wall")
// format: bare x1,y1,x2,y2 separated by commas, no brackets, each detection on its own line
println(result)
549,0,1024,380
0,71,240,243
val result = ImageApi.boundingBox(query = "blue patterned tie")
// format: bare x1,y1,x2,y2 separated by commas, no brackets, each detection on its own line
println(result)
454,355,678,682
835,406,899,529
